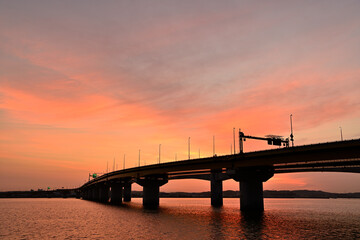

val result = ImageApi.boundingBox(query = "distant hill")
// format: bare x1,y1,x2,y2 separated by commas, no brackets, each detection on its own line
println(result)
264,190,360,198
140,190,360,198
1,189,359,198
0,189,78,198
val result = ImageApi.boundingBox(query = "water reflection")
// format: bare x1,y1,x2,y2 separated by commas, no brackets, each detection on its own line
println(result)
239,212,265,239
209,207,226,240
1,198,359,239
103,199,359,239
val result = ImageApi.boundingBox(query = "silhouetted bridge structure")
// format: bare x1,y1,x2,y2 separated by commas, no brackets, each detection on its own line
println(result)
79,139,360,211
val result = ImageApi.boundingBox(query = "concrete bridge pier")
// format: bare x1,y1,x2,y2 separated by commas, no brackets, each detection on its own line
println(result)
136,175,168,209
86,188,93,201
80,189,86,200
211,169,223,207
239,180,264,212
84,189,90,200
229,167,274,212
87,188,92,200
110,182,123,205
98,183,109,203
95,184,101,202
123,183,132,202
75,190,81,199
92,186,98,201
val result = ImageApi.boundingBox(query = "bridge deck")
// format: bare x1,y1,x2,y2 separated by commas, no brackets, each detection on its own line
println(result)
80,139,360,188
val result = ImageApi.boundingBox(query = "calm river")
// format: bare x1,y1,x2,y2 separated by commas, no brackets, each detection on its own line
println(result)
0,198,359,239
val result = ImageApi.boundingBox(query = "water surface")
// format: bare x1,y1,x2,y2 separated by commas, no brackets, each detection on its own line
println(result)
0,198,359,239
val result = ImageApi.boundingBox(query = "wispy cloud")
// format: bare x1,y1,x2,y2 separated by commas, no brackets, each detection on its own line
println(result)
0,0,359,190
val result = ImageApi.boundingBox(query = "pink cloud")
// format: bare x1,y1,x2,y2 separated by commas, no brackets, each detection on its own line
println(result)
1,1,360,191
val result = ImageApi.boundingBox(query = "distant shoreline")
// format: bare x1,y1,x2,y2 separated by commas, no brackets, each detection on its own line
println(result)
0,189,359,199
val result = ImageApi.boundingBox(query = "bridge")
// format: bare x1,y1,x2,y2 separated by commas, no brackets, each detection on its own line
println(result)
79,139,360,211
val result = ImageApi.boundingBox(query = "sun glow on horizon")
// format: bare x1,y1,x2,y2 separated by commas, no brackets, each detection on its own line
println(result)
1,1,360,192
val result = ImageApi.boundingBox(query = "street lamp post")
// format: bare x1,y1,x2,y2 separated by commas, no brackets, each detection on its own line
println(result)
213,135,215,156
138,149,141,167
340,127,343,141
159,144,161,163
188,137,191,160
290,114,294,147
233,128,236,154
123,154,125,169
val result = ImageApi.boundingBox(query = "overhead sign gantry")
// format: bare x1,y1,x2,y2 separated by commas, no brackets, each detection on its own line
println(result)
239,130,290,153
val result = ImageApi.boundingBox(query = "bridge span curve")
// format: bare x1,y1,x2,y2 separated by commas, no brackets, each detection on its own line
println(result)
79,139,360,211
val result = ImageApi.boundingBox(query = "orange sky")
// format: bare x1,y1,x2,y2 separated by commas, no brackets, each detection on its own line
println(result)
1,1,360,192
